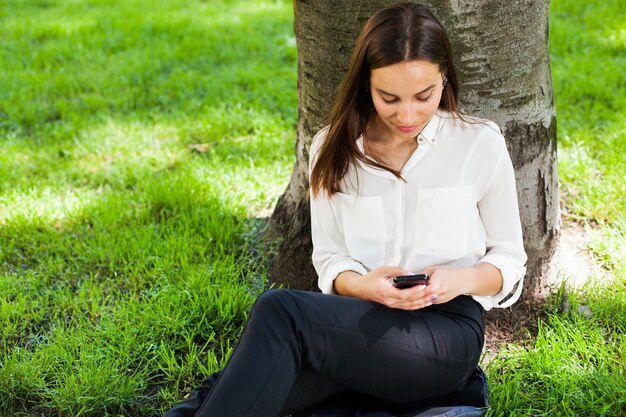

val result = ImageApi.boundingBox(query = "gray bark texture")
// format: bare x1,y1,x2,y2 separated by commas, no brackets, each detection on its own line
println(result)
267,0,559,298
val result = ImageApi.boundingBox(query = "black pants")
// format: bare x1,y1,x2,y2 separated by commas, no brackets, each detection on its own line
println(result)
170,289,484,417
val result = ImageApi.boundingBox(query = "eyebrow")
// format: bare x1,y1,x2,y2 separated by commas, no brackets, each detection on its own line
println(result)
375,84,437,97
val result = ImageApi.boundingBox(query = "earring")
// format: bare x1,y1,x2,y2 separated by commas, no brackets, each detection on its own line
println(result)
442,76,448,89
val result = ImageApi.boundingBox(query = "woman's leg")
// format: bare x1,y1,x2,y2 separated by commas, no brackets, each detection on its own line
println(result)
163,373,220,417
163,369,346,417
193,288,484,417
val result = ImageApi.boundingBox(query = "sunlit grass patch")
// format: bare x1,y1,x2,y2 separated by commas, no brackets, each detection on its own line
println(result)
588,220,626,283
550,0,626,224
0,0,296,135
558,136,626,223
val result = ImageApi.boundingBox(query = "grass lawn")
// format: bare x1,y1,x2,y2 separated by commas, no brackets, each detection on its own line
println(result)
1,0,295,415
0,0,624,416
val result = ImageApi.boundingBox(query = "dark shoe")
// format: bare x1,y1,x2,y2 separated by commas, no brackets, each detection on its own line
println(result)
163,373,220,417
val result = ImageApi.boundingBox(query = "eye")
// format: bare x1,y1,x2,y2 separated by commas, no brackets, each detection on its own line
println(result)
381,95,398,104
417,91,435,102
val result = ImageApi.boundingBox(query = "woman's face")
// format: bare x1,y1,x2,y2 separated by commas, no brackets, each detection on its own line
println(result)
369,60,444,140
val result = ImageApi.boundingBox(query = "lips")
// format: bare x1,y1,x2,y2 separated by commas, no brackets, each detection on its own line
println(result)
396,125,417,133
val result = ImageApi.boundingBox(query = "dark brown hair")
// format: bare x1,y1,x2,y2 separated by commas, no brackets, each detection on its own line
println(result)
310,2,460,196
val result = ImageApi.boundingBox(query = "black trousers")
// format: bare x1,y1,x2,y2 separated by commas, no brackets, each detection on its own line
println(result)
167,289,485,417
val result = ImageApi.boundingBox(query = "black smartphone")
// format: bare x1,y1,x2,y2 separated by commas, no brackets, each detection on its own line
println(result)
392,274,430,289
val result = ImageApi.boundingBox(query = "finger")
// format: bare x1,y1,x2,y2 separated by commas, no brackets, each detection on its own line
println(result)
408,292,439,307
388,284,428,300
402,283,430,294
406,300,433,310
388,295,434,310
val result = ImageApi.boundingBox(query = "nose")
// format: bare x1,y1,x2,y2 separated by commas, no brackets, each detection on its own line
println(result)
396,102,418,125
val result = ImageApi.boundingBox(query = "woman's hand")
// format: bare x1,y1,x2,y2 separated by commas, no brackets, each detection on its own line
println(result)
421,263,503,305
335,263,503,309
334,266,436,310
419,267,467,305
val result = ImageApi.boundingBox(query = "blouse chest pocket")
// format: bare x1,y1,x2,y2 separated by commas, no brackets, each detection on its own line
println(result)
334,193,386,269
414,186,476,256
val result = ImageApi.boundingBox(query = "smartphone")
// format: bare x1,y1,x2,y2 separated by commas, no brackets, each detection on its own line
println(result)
392,273,430,289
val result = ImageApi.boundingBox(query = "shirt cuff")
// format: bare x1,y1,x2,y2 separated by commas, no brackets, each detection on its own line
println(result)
477,254,526,310
318,261,368,294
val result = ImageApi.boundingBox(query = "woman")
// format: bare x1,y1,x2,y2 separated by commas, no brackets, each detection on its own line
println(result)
164,3,526,416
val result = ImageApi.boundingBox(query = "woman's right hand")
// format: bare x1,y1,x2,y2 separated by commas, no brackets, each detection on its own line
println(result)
334,266,434,310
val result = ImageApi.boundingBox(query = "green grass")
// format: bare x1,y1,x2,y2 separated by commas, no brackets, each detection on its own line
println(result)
487,279,626,416
550,0,626,223
0,0,625,416
0,0,296,415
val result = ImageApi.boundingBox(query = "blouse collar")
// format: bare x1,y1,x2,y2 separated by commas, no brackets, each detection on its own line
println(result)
355,111,444,178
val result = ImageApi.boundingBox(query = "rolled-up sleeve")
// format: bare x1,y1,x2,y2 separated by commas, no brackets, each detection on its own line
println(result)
310,193,368,293
475,139,527,309
309,129,367,294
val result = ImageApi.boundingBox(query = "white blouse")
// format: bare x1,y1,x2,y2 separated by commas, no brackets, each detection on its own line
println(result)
309,111,527,310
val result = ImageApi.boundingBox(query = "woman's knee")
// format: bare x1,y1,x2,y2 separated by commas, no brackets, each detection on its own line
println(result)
251,288,297,316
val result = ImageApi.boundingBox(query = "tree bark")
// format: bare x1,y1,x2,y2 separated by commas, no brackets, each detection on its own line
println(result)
268,0,559,297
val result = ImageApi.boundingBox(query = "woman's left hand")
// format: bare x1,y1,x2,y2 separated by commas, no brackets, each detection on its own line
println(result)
419,267,469,305
419,263,503,305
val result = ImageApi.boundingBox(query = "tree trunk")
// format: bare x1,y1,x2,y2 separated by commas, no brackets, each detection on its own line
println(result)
268,0,559,297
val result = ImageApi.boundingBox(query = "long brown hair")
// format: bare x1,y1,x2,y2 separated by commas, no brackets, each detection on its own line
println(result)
309,3,460,196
